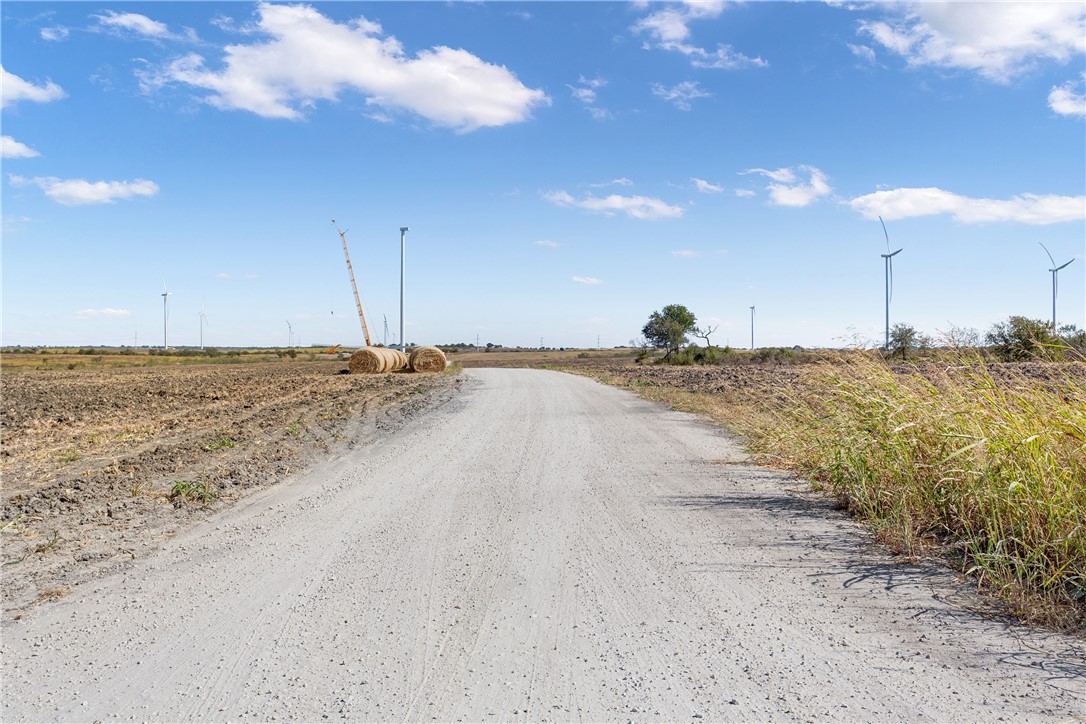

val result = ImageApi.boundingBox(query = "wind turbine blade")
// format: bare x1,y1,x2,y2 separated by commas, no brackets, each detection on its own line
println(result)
1055,259,1073,272
879,216,890,253
1039,242,1056,268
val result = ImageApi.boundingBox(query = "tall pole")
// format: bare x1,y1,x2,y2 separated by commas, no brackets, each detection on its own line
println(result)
881,249,902,348
750,306,755,350
162,293,168,350
400,227,409,351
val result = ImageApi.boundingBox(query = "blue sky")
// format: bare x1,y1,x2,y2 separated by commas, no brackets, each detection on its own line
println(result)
3,1,1084,349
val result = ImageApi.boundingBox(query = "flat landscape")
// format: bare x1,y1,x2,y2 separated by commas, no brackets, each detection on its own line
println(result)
3,368,1084,721
1,356,459,611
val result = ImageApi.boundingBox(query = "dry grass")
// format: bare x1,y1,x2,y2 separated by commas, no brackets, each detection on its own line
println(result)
570,352,1086,631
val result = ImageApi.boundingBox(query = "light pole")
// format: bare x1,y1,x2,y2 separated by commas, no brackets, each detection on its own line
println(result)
750,306,755,350
400,227,409,351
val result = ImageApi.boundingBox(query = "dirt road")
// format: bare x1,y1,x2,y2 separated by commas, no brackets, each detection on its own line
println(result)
2,369,1083,721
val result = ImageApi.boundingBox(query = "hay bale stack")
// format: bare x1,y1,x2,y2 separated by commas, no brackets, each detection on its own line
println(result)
348,347,408,374
408,346,448,373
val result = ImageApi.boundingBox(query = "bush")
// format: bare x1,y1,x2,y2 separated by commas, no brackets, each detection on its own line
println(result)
985,316,1064,361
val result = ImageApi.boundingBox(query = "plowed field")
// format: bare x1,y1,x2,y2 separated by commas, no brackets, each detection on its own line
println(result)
1,361,458,610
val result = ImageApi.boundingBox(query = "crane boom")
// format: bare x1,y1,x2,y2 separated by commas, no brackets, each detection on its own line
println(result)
333,221,372,347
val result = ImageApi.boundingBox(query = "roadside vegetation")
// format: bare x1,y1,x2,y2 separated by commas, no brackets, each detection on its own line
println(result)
570,307,1086,630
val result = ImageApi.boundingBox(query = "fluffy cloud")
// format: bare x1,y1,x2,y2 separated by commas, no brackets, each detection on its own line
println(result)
143,3,548,132
544,190,684,220
633,1,766,70
849,187,1086,224
1049,73,1086,117
858,2,1086,82
1,65,66,108
10,175,159,205
651,81,710,111
94,10,172,38
740,166,832,207
572,276,604,285
1,136,40,159
692,178,722,193
76,308,131,319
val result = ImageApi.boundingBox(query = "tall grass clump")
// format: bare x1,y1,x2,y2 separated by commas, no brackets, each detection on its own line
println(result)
734,351,1085,628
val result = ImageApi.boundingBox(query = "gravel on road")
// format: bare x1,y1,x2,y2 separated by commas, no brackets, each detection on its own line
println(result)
2,368,1083,721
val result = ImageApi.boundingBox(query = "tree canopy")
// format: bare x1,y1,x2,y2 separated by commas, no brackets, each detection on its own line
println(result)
642,304,696,360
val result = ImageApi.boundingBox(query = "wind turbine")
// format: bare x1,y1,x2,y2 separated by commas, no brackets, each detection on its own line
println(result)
383,314,389,347
198,304,208,350
1039,242,1073,332
750,305,755,350
879,216,902,349
161,280,172,350
286,319,294,348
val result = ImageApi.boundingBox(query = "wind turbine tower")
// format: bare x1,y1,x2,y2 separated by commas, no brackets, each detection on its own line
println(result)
879,217,902,349
750,306,755,350
198,306,208,350
1039,242,1073,332
161,281,172,350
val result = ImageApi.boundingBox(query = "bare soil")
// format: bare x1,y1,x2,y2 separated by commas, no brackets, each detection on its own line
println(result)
0,361,459,612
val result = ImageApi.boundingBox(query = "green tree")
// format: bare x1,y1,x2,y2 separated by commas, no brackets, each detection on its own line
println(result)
642,304,696,361
984,316,1061,361
888,323,921,362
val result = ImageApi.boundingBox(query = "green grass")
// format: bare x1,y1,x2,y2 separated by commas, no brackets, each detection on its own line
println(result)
169,480,219,505
737,355,1084,627
205,436,236,451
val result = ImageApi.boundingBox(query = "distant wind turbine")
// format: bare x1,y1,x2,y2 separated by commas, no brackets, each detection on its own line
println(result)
286,319,294,348
1039,242,1073,332
750,305,755,350
198,302,208,350
161,280,172,350
879,217,902,349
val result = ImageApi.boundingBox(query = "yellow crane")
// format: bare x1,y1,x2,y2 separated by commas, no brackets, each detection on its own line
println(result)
332,220,372,347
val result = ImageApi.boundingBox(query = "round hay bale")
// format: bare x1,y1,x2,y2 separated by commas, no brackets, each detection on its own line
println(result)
391,349,408,370
348,347,384,374
408,346,447,373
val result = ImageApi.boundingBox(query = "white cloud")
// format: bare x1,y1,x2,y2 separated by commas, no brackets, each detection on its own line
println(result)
1,65,67,108
734,188,757,198
76,308,131,319
848,43,877,66
544,190,684,220
740,165,832,207
633,1,767,70
10,175,159,205
143,3,549,132
858,2,1086,83
589,178,634,188
568,75,609,119
672,250,700,257
849,187,1086,224
534,239,559,248
572,276,604,285
1,136,40,159
1049,73,1086,117
652,81,711,111
692,177,722,193
41,26,69,42
94,10,171,38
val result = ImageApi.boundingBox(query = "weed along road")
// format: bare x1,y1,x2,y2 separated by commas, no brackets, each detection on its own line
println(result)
2,369,1083,721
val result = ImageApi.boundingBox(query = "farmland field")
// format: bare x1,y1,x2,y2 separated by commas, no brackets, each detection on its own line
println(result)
1,358,459,610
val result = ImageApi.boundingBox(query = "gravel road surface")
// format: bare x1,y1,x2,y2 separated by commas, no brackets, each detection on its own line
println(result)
3,368,1083,721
